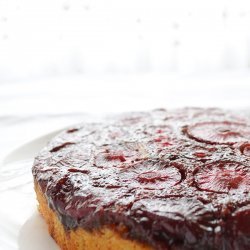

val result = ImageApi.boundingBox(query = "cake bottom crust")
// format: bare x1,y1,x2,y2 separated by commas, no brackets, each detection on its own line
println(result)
34,182,152,250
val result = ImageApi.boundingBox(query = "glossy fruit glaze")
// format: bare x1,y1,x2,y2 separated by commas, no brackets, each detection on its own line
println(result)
32,108,250,250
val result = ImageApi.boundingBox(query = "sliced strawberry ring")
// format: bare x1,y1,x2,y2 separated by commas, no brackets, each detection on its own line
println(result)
94,142,148,169
194,161,250,193
186,121,250,145
134,161,182,190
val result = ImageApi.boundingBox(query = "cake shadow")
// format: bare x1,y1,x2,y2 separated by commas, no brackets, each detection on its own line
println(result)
18,211,59,250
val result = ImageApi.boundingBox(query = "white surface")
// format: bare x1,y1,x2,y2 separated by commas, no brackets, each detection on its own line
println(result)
0,133,61,250
1,71,250,117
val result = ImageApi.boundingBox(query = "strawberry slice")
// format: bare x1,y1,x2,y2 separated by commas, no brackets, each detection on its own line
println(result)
186,121,250,144
94,142,148,168
134,161,182,190
194,162,250,193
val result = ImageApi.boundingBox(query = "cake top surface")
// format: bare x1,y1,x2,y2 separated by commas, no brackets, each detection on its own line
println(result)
32,108,250,250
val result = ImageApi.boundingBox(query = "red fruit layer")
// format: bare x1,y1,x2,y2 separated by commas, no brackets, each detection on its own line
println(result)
32,108,250,250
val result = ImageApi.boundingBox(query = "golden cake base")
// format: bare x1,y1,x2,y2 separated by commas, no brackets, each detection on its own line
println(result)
34,182,152,250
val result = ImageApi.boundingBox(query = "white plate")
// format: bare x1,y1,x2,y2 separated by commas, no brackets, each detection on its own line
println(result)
0,131,64,250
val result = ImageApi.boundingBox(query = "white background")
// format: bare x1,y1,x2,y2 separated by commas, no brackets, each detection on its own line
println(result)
1,0,250,81
0,0,250,116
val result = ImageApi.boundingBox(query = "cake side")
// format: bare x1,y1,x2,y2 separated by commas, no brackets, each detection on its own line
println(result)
35,181,152,250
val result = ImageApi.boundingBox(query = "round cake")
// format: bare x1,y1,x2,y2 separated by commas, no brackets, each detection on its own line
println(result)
32,108,250,250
